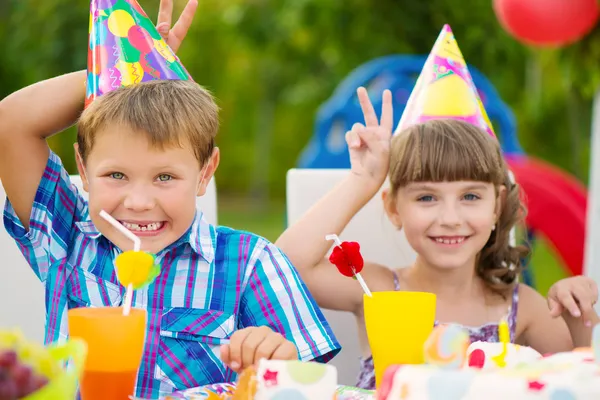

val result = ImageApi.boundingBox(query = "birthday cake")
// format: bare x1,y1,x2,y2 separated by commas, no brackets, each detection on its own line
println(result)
375,319,600,400
378,347,600,399
465,341,542,369
165,359,340,400
232,359,337,399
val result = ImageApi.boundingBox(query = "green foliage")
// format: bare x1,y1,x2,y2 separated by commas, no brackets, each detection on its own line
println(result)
1,0,597,201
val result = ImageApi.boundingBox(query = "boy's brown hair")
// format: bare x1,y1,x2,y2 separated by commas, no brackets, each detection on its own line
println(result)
77,80,219,165
388,119,528,297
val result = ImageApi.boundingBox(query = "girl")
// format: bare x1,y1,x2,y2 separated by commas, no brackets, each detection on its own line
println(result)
276,87,599,390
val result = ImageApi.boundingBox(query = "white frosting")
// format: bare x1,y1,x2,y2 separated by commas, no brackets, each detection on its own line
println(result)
466,341,542,370
254,359,337,400
380,349,600,400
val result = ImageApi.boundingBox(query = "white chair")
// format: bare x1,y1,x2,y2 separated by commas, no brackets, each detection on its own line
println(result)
0,176,217,343
286,168,417,385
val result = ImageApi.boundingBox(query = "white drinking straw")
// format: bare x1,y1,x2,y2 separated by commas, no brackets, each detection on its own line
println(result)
326,234,372,297
99,210,138,316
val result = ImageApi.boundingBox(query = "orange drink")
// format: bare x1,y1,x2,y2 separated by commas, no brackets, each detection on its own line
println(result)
68,307,146,400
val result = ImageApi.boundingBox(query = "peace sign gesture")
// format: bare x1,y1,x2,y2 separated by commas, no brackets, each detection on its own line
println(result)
345,87,393,189
156,0,199,54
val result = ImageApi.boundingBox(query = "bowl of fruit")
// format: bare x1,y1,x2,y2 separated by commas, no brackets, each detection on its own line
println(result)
0,330,87,400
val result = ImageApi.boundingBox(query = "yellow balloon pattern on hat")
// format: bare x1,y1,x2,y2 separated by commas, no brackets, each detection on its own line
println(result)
86,0,193,108
154,39,176,63
115,60,144,85
107,9,136,37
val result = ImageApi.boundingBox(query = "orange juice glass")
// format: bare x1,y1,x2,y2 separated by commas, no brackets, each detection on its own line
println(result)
363,291,436,388
68,307,147,400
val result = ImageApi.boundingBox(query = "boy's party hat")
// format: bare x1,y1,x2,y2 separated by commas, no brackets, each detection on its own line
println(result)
394,25,495,138
85,0,192,108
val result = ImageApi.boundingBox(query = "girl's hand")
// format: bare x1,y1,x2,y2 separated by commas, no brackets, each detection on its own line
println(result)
548,276,598,326
345,87,393,192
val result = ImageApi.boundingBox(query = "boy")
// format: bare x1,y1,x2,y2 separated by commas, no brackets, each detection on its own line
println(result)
0,1,340,398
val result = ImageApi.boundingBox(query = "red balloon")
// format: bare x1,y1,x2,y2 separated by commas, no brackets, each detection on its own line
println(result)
493,0,600,47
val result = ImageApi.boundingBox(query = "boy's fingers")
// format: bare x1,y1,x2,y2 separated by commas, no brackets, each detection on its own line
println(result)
253,334,281,364
272,340,298,361
227,329,252,371
171,0,199,46
157,0,174,38
220,344,230,365
241,328,268,370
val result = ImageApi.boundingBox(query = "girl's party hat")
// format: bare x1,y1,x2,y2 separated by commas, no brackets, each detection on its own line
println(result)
85,0,193,108
394,24,495,139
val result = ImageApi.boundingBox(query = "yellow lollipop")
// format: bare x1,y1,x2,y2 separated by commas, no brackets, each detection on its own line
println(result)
115,251,158,289
99,210,160,316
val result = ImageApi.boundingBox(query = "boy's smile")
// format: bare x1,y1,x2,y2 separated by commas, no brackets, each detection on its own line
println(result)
75,124,218,254
120,220,166,235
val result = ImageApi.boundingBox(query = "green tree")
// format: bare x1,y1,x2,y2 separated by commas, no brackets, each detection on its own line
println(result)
1,0,598,201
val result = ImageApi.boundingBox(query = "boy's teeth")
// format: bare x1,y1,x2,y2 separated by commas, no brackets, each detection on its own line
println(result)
122,222,162,232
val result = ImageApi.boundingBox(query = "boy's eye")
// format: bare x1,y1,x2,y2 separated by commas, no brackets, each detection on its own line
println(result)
157,174,173,182
110,172,125,180
464,193,480,201
417,195,434,202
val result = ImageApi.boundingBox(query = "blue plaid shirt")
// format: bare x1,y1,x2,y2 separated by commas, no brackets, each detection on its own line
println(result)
3,151,340,399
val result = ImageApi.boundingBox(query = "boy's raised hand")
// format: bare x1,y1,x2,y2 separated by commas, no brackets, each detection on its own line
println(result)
220,326,298,373
345,87,393,191
156,0,198,53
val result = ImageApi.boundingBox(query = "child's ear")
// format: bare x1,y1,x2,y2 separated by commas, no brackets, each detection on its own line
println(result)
73,143,89,193
196,147,220,196
382,188,402,230
494,185,507,223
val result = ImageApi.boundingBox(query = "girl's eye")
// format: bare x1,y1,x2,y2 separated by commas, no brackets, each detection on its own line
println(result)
464,193,480,201
417,195,434,202
157,174,173,182
110,172,125,180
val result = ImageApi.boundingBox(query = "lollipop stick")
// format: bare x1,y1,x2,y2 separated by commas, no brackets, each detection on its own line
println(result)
123,283,133,316
326,234,372,297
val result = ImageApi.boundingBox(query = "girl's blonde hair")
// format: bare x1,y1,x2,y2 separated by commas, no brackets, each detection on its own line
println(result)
388,119,528,296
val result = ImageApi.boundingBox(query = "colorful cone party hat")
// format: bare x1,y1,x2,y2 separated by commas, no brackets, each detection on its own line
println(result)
394,25,496,138
85,0,193,108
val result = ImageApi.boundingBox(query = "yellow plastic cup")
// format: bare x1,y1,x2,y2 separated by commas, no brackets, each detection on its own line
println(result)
68,307,147,400
363,291,436,388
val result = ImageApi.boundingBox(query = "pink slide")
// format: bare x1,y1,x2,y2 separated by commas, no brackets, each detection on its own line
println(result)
506,155,587,276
